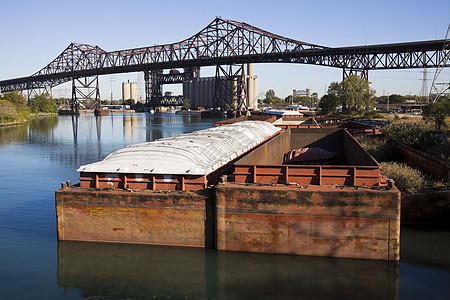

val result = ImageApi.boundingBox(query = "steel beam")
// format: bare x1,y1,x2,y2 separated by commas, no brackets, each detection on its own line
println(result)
0,18,448,97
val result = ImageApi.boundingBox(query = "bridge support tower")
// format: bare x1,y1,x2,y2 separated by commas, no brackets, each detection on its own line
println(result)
144,67,199,109
214,64,248,111
144,70,163,109
71,76,101,114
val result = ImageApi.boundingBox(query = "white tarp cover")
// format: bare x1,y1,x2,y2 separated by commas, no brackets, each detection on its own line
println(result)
78,121,281,175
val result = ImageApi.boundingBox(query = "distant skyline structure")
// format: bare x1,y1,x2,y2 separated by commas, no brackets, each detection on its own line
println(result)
293,89,311,97
122,80,137,102
0,0,449,100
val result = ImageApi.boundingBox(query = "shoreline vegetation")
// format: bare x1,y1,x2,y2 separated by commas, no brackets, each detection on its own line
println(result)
356,118,449,194
0,91,58,126
0,112,58,127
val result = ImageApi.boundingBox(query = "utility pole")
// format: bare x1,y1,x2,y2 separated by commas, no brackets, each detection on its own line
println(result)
420,67,428,102
109,75,115,103
387,92,390,112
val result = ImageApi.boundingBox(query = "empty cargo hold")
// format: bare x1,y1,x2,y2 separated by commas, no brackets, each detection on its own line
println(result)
234,128,384,186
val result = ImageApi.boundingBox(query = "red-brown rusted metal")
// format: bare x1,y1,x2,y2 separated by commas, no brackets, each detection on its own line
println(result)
275,124,321,130
233,128,384,187
55,187,210,247
234,164,382,186
215,183,401,260
321,121,383,136
80,172,208,191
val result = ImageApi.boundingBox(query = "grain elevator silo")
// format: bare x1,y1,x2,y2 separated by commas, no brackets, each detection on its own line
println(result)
122,80,137,101
182,63,258,109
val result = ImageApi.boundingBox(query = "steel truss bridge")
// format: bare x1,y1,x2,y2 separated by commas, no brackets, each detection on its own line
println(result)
0,17,448,110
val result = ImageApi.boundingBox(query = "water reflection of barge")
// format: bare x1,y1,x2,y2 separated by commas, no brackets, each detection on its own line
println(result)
56,120,400,261
57,241,399,299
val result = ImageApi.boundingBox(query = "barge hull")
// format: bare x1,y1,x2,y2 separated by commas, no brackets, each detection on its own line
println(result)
215,183,400,261
55,187,210,247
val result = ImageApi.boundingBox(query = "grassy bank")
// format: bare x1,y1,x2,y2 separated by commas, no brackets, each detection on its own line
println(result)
0,112,58,127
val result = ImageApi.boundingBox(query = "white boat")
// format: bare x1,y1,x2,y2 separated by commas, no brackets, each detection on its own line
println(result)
264,109,303,116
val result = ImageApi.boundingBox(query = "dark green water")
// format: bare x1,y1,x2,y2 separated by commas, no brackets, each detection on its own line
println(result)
0,113,449,299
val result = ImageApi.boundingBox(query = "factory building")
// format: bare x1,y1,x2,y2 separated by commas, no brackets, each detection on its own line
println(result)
122,80,137,101
293,88,310,97
183,63,258,109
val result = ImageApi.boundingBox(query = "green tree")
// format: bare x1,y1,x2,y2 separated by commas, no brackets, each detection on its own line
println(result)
422,101,450,131
388,94,406,103
295,96,312,105
0,100,18,123
265,89,275,99
326,75,375,115
284,95,294,103
376,94,406,104
340,75,375,114
318,94,339,115
0,91,30,120
28,93,58,113
263,89,283,104
2,91,27,107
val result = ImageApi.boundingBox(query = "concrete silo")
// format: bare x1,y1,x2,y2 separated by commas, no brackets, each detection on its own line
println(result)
130,82,137,101
181,65,257,109
122,81,131,101
122,80,137,102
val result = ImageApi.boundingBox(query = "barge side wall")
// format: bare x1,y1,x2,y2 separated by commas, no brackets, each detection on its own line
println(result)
215,183,400,261
55,187,212,248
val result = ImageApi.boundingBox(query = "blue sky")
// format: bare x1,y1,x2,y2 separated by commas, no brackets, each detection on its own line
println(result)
0,0,449,99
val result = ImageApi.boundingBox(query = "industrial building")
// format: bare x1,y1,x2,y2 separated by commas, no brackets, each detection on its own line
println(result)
293,88,310,97
183,64,258,109
122,80,137,101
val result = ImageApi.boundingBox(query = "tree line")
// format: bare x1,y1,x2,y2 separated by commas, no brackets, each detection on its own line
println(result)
260,89,319,107
0,91,58,124
260,74,449,131
317,75,449,130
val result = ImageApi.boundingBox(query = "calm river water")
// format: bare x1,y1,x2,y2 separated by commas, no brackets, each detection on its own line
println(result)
0,112,449,299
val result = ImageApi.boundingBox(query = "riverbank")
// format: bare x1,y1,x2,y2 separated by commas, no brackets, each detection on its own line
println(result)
0,112,58,127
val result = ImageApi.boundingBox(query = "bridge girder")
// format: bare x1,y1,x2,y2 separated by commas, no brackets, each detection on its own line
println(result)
0,18,449,94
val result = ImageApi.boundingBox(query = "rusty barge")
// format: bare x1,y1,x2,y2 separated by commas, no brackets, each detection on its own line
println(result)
56,120,400,261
